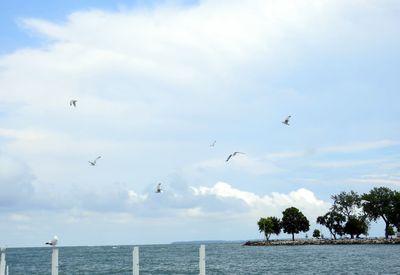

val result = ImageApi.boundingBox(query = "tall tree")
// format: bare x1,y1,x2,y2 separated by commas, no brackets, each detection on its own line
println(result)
281,207,310,241
312,229,321,239
331,190,361,219
257,217,281,241
362,187,395,239
344,215,369,239
316,211,346,240
387,226,395,239
389,191,400,231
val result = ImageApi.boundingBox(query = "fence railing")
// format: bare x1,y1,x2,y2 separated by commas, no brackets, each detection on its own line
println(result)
2,245,206,275
0,248,8,275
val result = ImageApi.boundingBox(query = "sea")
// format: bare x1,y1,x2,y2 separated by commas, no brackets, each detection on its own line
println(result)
4,242,400,274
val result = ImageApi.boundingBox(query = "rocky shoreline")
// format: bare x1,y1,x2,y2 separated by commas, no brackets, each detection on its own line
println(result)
243,238,400,246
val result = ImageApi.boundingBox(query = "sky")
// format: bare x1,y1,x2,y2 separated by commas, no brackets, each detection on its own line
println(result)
0,0,400,247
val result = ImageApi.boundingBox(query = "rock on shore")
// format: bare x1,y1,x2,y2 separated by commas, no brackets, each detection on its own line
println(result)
243,238,400,246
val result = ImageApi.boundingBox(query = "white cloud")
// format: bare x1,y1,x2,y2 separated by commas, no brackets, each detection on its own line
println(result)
192,181,259,205
194,154,282,175
191,181,330,220
8,213,32,223
127,190,148,203
263,150,309,161
312,159,384,168
0,154,35,207
0,128,45,141
319,140,400,154
349,174,400,187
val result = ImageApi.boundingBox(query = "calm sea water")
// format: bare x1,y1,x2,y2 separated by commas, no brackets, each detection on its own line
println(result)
4,242,400,274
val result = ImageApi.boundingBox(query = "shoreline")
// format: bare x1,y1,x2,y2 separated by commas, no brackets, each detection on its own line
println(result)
243,238,400,246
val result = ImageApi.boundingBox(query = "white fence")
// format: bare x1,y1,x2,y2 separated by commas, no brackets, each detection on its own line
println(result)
1,245,206,275
130,245,205,275
0,248,8,275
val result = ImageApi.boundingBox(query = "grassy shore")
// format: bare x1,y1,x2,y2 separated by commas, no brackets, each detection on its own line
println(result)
243,238,400,246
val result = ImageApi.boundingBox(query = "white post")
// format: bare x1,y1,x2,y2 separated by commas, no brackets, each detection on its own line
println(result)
51,247,59,275
0,248,5,275
133,246,139,275
199,245,205,275
5,265,8,275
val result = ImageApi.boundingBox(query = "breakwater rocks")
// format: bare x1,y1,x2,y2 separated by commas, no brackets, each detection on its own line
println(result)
243,238,400,246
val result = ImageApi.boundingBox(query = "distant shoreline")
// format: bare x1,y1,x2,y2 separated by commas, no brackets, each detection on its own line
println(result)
243,238,400,246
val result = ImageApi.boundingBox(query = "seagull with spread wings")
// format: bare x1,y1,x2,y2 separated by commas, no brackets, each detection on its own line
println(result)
226,151,245,162
89,156,101,166
282,115,291,126
155,183,162,193
210,140,216,147
70,99,77,107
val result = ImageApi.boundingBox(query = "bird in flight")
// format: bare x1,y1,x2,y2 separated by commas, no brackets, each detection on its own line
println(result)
45,236,58,246
155,183,162,193
282,115,291,126
89,156,101,166
70,99,77,107
210,140,216,147
226,151,245,162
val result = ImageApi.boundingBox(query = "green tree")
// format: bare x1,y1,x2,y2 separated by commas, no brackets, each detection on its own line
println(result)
331,190,361,219
389,191,400,231
316,211,346,240
312,229,321,239
257,216,281,241
281,207,310,241
362,187,396,239
387,225,395,239
344,216,369,239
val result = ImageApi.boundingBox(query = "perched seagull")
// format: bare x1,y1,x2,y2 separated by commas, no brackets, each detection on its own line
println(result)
89,156,101,166
282,115,291,126
70,99,77,107
210,140,216,147
226,151,245,162
45,236,58,246
155,183,162,193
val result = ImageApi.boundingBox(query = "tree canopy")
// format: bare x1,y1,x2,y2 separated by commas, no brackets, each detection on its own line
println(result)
387,226,395,238
388,191,400,231
344,216,369,239
312,229,321,239
331,190,361,219
362,187,396,239
257,216,281,241
281,207,310,241
316,210,345,240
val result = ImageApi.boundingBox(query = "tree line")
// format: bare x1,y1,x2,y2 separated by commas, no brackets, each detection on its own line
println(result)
257,187,400,241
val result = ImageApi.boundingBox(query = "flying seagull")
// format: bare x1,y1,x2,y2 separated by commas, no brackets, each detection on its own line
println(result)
226,151,245,162
70,99,77,107
210,140,216,147
282,115,291,126
89,156,101,166
45,236,58,246
155,183,162,193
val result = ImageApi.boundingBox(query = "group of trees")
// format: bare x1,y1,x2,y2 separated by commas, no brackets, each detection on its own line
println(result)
258,187,400,241
258,207,310,241
318,187,400,239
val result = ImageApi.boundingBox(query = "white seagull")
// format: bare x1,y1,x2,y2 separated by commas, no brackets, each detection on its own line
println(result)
282,115,291,126
210,140,216,147
45,236,58,246
70,99,77,107
89,156,101,166
155,183,162,193
226,151,245,162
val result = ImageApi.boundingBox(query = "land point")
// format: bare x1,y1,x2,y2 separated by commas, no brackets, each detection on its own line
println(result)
243,238,400,246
